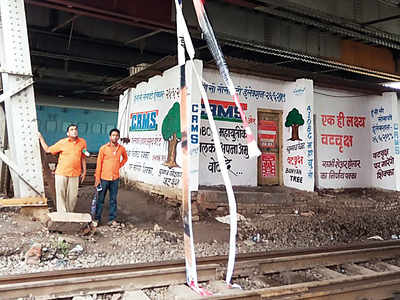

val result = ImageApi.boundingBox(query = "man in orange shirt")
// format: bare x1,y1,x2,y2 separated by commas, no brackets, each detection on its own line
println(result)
94,128,127,226
39,124,87,212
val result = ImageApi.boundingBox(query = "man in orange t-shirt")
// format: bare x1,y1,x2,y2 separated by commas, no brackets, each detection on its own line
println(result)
39,124,87,212
94,128,127,225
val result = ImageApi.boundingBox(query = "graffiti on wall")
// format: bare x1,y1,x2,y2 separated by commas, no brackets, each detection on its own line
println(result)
371,107,393,143
200,100,247,123
286,142,305,153
200,141,249,158
395,123,400,155
207,156,240,175
199,121,248,177
285,108,306,184
372,148,394,180
321,112,366,128
306,105,314,179
125,94,185,189
285,167,302,183
133,88,180,103
262,153,276,177
321,134,353,153
121,61,203,192
202,83,286,102
285,108,304,141
129,110,159,131
319,111,366,153
319,158,361,180
162,102,181,169
370,106,395,182
318,108,366,183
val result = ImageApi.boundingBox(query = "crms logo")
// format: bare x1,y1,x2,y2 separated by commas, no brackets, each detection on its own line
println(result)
201,100,247,122
130,110,158,131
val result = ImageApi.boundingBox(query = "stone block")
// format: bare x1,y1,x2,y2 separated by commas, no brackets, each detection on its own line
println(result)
47,212,92,233
24,242,41,265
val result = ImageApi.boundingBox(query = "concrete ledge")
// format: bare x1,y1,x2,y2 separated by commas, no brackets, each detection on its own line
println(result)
121,178,318,218
122,180,181,202
196,188,317,216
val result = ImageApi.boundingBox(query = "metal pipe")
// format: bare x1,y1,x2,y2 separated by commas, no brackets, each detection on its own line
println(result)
124,29,163,45
51,15,79,32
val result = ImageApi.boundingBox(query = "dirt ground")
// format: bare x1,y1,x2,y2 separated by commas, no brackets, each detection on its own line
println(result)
75,187,231,244
1,186,400,276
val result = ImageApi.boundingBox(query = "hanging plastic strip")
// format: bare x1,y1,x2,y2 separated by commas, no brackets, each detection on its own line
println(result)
175,0,256,286
175,0,211,296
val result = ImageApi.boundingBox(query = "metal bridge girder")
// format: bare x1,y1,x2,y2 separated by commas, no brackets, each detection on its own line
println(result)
0,0,44,197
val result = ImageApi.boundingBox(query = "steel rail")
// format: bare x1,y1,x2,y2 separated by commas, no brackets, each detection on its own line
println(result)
202,272,400,299
258,271,400,299
1,240,397,285
0,264,219,299
0,240,400,299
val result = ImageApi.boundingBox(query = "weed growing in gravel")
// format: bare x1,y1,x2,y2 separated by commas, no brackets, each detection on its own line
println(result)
55,239,70,257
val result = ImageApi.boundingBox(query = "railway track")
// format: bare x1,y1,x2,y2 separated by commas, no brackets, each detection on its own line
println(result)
1,240,400,299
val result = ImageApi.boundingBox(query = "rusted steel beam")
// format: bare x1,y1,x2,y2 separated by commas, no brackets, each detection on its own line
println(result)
25,0,174,32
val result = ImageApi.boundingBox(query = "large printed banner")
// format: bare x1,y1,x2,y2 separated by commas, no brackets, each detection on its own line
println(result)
119,61,202,192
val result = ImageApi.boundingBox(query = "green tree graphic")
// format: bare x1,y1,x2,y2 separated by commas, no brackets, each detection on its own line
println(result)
285,108,304,141
162,102,181,168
